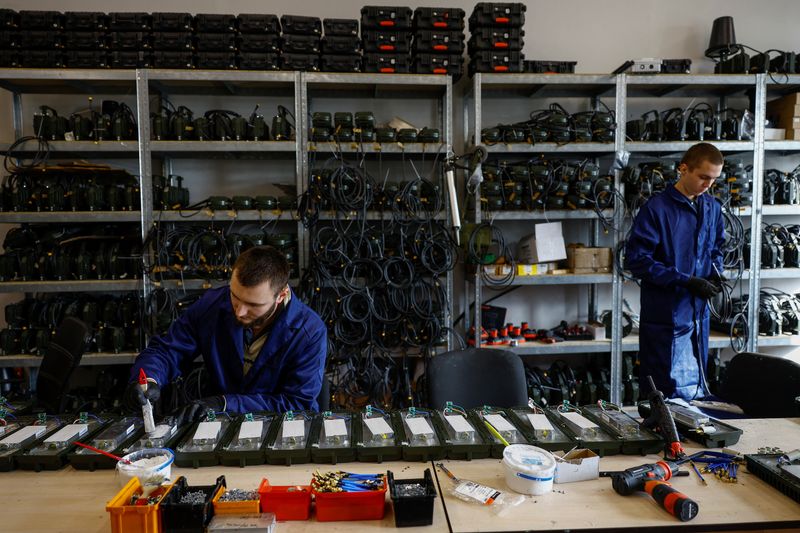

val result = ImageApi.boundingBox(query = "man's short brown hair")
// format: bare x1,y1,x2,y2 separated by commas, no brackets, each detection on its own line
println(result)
232,245,290,294
681,142,724,169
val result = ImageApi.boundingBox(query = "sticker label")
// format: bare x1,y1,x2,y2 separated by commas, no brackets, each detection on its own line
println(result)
364,417,393,435
193,421,221,442
484,414,514,432
1,425,46,445
454,481,501,505
561,412,598,429
324,418,348,437
238,421,263,440
527,414,554,431
282,419,305,439
406,417,433,436
45,424,89,443
445,414,474,433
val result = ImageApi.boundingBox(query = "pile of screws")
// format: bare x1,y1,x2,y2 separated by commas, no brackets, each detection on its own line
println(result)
179,490,208,504
312,471,384,493
757,446,784,454
219,488,258,502
130,487,167,506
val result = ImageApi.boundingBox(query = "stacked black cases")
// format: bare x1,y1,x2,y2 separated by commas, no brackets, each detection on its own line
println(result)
63,12,110,69
148,13,194,70
280,15,321,71
361,6,412,73
16,10,65,68
412,8,465,78
237,14,281,70
0,9,19,67
194,13,237,69
320,18,362,72
467,3,526,76
107,13,151,69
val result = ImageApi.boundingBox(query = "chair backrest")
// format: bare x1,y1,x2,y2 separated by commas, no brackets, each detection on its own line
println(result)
721,351,800,417
426,347,528,410
316,376,331,412
36,316,89,413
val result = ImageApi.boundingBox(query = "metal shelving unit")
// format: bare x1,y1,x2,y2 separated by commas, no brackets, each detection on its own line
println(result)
0,280,142,293
0,352,138,367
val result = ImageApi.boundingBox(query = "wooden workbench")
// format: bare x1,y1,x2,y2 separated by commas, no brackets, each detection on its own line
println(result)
1,418,798,533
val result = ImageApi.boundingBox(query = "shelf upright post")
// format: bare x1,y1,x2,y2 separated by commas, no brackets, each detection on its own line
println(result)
610,73,627,405
135,69,153,306
296,72,307,273
747,74,767,351
471,74,483,347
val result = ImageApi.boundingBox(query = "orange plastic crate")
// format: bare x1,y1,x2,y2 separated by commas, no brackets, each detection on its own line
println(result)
257,479,312,520
311,475,387,522
211,486,260,515
106,477,175,533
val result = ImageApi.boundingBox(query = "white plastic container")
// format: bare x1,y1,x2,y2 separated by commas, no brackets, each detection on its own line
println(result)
116,447,174,488
502,444,556,495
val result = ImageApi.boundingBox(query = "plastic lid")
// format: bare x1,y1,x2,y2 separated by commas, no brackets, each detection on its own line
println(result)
502,444,556,474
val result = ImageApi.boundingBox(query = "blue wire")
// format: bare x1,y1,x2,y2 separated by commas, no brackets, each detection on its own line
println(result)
213,411,234,420
366,406,387,415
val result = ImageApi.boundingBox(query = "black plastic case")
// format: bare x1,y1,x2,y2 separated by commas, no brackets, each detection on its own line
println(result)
151,12,194,32
361,6,413,30
280,15,322,36
745,454,800,504
282,34,321,54
320,54,362,72
19,10,63,30
238,33,280,53
63,32,108,51
19,31,62,50
238,52,280,70
20,50,64,68
64,51,109,68
152,50,194,69
194,14,236,33
110,51,152,68
362,30,411,53
237,14,280,34
661,58,692,74
161,475,225,533
363,53,410,73
322,35,361,55
195,52,237,70
414,30,465,54
0,50,19,67
323,18,359,36
152,32,194,52
468,3,526,29
523,60,577,74
108,12,151,31
413,7,465,30
413,54,463,76
468,27,523,52
468,51,523,76
281,53,320,72
108,32,151,51
64,12,107,31
194,33,236,52
0,9,19,30
388,469,437,527
0,31,20,49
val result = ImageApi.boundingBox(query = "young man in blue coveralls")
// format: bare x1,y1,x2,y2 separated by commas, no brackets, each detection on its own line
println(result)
124,246,327,424
626,143,725,400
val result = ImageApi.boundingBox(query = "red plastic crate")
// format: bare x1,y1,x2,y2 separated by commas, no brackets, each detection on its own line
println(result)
257,479,311,521
311,475,387,522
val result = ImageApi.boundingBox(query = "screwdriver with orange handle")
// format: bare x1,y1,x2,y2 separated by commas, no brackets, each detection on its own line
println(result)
601,459,699,522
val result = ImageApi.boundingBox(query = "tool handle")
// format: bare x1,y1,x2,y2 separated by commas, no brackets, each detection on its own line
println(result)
644,480,698,522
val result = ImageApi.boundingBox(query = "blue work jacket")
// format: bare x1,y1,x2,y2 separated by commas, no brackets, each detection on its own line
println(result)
131,286,327,413
626,185,724,400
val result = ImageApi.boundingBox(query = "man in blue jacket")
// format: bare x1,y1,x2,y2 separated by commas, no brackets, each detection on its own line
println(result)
626,143,725,400
125,246,327,422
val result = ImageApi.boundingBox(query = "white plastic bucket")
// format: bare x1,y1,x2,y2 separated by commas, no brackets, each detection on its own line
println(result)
502,444,556,495
116,447,175,488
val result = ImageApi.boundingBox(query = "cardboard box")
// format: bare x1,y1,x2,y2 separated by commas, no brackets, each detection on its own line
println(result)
787,129,800,140
554,449,600,484
764,128,786,140
517,222,567,264
766,93,800,129
516,263,556,276
566,244,612,273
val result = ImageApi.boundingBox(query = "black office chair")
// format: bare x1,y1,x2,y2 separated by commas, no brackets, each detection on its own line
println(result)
36,316,90,413
721,351,800,417
426,348,528,410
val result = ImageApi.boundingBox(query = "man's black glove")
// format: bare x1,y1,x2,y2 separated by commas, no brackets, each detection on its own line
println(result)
123,380,161,412
173,396,226,427
685,276,721,299
707,269,727,291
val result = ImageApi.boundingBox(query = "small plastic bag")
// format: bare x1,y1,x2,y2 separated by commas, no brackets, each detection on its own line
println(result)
436,463,525,515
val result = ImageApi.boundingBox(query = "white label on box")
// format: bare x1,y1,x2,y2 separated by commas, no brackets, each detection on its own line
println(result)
364,416,393,435
193,421,221,442
282,419,305,439
238,421,263,440
45,424,88,443
535,222,567,262
1,425,46,445
484,414,515,432
527,414,554,431
406,417,433,436
324,418,348,437
561,412,598,429
445,414,474,433
148,423,174,439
